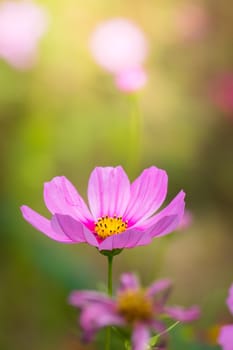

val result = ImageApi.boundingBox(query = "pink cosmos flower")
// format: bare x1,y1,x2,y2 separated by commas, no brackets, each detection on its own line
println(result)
0,1,48,69
218,284,233,350
174,3,209,42
89,18,148,93
89,18,148,74
115,67,148,93
69,273,200,349
21,166,185,251
209,73,233,116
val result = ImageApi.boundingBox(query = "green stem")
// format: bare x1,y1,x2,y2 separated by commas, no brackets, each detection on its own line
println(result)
159,321,180,336
107,255,113,296
105,255,113,350
127,93,142,174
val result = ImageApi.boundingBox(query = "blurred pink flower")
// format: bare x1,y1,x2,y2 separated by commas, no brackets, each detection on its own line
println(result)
174,3,209,42
0,1,48,69
218,284,233,350
115,67,148,93
69,273,200,349
209,74,233,115
90,18,148,74
89,18,148,92
178,210,192,230
227,285,233,315
21,166,185,251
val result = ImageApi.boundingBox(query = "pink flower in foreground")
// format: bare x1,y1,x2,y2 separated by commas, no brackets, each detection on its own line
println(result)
209,73,233,116
69,273,200,349
218,284,233,350
21,166,185,251
0,1,48,69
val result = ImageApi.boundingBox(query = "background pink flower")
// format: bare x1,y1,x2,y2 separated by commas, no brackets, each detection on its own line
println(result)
69,273,200,350
89,17,148,92
209,73,233,116
174,3,209,42
89,18,148,74
0,1,48,69
227,285,233,314
114,67,148,93
218,283,233,350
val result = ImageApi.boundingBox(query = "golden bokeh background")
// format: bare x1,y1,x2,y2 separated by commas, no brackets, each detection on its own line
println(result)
0,0,233,349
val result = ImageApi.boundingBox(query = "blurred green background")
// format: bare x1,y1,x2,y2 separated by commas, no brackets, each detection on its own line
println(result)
0,0,233,349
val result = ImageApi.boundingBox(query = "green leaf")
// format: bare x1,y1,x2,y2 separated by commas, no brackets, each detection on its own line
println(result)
149,334,159,347
124,340,131,350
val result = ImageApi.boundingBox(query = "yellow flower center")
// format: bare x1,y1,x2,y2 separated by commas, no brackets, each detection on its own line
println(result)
117,289,153,324
94,215,128,239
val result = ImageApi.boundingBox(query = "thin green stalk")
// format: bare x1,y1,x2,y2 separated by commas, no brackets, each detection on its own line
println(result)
105,255,113,350
149,321,180,347
107,255,113,296
127,93,142,174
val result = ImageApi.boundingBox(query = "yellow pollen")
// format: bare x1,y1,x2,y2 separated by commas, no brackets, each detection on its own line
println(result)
117,289,153,324
94,215,128,239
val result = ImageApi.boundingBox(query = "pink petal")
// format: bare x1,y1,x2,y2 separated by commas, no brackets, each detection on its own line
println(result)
227,283,233,315
164,305,200,322
178,209,193,230
80,304,124,342
115,67,147,93
151,319,167,333
20,205,73,243
148,215,181,238
218,325,233,350
150,320,168,348
118,273,140,292
98,190,184,250
146,279,172,298
124,167,168,227
87,166,130,219
139,190,185,233
44,176,93,224
52,214,99,247
69,290,114,308
132,323,150,350
99,229,152,251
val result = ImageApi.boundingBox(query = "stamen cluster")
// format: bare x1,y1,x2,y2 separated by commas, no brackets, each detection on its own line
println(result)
94,215,128,239
117,289,153,323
